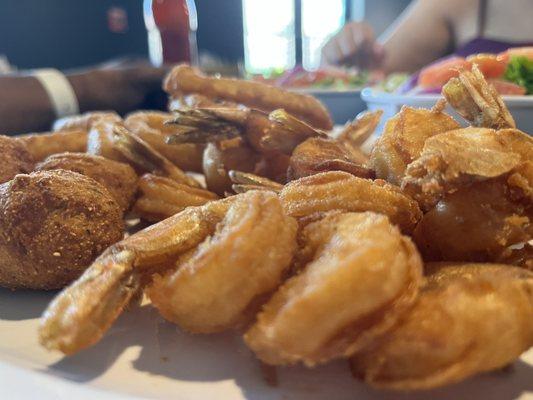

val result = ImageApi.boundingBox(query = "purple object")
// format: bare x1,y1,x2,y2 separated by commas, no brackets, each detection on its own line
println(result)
398,73,419,94
454,37,533,58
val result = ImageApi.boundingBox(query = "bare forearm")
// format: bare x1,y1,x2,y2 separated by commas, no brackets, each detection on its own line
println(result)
0,72,105,135
0,65,168,135
379,0,452,73
0,75,56,134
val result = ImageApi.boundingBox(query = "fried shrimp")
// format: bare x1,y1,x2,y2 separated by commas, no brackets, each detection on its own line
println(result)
229,170,284,194
39,198,233,354
244,212,423,366
402,127,533,210
168,93,240,110
202,141,260,195
148,191,297,333
351,263,533,391
412,162,533,264
35,152,138,212
18,130,88,161
370,105,460,185
124,111,204,172
287,137,373,180
168,108,330,187
129,169,279,222
443,64,516,129
0,170,123,290
279,171,422,233
0,135,34,184
337,109,383,150
53,111,121,132
87,119,127,163
39,191,296,353
134,174,218,222
167,108,326,156
88,122,200,188
164,64,333,130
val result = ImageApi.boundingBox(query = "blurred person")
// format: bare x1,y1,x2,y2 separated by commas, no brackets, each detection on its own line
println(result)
0,60,167,134
321,0,533,72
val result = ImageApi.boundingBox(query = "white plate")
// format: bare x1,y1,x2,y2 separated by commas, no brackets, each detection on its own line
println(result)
1,288,532,399
362,88,533,135
292,88,366,125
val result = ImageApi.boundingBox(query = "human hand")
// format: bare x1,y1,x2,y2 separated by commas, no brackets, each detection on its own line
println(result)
321,21,384,69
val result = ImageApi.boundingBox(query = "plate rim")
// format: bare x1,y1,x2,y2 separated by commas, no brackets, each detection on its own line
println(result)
361,87,533,105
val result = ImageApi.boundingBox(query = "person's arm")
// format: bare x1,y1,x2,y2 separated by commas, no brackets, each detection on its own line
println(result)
0,63,168,135
321,0,454,73
379,0,453,73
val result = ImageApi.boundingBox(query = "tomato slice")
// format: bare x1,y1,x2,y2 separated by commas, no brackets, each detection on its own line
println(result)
498,47,533,63
466,53,507,78
489,79,527,95
418,56,471,88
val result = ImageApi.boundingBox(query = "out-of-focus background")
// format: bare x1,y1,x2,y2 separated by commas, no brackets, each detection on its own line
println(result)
0,0,410,72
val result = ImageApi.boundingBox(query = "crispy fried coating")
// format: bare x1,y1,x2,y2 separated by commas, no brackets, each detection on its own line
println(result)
337,110,383,149
443,64,516,129
168,108,326,156
124,111,204,172
244,212,423,366
229,170,284,194
148,191,297,333
35,152,138,212
402,127,533,210
203,141,260,196
351,263,533,391
168,93,239,110
18,130,88,161
279,171,422,233
164,64,333,130
496,242,533,271
371,106,460,185
88,122,199,187
39,198,233,354
413,162,533,264
53,111,121,132
133,174,218,222
0,170,124,290
288,137,373,181
87,120,128,163
0,135,34,184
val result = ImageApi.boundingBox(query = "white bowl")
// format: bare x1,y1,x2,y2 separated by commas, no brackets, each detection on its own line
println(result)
296,88,366,125
361,88,533,135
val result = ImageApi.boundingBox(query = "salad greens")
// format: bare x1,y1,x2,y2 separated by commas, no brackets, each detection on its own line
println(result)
504,56,533,95
376,73,409,93
310,71,370,89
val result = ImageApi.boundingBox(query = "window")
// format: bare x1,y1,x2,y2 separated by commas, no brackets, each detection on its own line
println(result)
301,0,345,70
242,0,295,74
243,0,359,73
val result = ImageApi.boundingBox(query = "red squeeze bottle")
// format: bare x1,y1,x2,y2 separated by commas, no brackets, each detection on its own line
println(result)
144,0,198,66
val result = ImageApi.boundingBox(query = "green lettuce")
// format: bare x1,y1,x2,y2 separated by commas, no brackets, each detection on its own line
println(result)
504,56,533,95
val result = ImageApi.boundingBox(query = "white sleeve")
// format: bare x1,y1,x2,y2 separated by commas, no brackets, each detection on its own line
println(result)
30,69,80,118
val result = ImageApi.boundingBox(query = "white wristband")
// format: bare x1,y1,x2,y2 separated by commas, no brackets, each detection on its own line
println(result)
31,69,79,118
